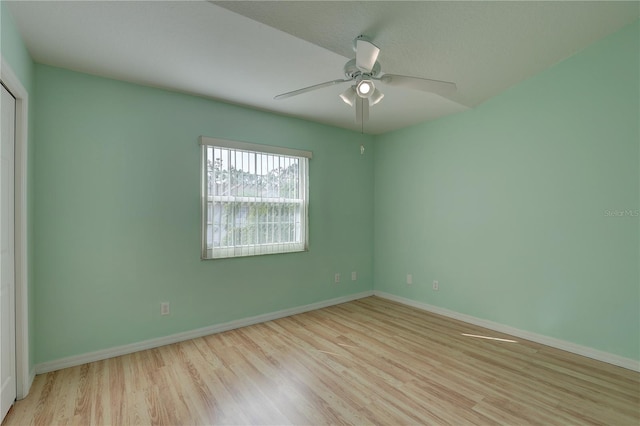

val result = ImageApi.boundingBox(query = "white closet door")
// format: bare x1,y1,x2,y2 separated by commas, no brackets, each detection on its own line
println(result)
0,82,17,422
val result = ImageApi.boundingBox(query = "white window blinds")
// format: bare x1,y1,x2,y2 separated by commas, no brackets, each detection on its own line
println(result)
200,137,311,259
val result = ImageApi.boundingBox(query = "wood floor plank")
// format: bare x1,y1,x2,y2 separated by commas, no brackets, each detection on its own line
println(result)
3,296,639,425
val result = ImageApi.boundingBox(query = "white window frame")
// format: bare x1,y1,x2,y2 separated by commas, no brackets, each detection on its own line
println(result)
200,136,312,259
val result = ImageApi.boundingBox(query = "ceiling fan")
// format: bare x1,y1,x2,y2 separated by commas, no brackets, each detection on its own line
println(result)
274,35,458,124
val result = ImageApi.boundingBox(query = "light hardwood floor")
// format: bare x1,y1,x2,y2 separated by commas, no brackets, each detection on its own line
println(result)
3,296,639,425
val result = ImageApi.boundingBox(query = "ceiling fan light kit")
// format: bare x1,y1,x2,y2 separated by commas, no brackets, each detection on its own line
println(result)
274,35,457,125
339,86,356,106
369,88,384,106
356,79,373,97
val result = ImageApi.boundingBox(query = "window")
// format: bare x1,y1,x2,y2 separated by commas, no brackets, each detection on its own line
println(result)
200,137,311,259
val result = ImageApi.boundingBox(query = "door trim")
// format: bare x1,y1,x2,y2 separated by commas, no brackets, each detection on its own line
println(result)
1,57,32,399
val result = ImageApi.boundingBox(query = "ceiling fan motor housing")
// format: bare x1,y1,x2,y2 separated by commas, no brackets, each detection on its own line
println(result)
344,58,381,80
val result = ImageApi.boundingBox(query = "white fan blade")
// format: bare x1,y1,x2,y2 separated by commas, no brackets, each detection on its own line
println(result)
356,38,380,73
379,74,457,98
274,79,351,100
355,97,369,124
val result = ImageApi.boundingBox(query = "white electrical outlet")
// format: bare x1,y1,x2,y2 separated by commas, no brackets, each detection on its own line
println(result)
334,273,341,283
407,274,413,285
351,271,357,281
432,280,439,291
160,302,170,315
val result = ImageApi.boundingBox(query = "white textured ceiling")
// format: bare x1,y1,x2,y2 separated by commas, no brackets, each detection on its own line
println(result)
6,1,640,134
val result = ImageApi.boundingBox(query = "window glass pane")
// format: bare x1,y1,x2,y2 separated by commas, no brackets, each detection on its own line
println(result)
202,141,309,259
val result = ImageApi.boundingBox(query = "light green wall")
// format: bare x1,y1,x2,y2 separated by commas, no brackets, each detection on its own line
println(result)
1,1,36,371
33,65,374,364
374,20,639,360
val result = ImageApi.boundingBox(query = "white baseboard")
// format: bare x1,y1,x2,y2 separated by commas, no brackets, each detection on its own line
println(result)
34,290,639,374
374,291,640,372
35,291,374,374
